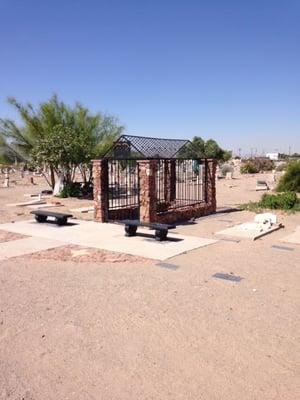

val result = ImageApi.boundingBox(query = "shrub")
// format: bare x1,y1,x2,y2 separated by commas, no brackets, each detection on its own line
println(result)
58,182,82,198
253,157,275,172
240,161,259,174
258,192,298,210
276,161,300,193
275,163,286,172
221,164,234,177
241,191,300,212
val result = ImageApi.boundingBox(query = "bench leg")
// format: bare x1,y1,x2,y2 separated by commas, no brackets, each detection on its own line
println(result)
56,217,68,226
155,229,168,241
125,225,137,237
35,215,47,223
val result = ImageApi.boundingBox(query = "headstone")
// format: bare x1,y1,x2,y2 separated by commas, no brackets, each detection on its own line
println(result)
3,170,9,187
225,171,233,180
254,213,277,225
255,180,269,191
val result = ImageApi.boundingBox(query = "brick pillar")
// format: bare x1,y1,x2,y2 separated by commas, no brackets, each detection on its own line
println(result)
138,160,157,223
170,160,176,202
205,159,217,212
92,159,109,222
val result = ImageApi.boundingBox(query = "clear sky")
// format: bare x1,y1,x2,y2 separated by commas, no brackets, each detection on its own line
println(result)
0,0,299,155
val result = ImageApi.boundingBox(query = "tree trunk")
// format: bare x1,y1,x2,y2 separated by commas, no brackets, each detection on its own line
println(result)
50,165,55,189
79,165,87,184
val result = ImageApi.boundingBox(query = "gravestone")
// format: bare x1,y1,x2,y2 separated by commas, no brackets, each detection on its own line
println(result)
225,171,233,180
3,169,9,187
255,180,269,191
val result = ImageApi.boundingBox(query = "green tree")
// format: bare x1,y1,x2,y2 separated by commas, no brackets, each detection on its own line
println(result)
0,95,123,188
222,150,232,162
191,136,206,156
204,139,225,159
179,136,230,161
30,124,93,183
0,118,33,164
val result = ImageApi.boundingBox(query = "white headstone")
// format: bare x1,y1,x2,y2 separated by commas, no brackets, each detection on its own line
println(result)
254,213,277,225
3,170,9,187
225,171,233,180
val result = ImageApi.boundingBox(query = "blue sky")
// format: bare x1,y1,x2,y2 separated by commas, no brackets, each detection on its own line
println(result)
0,0,299,155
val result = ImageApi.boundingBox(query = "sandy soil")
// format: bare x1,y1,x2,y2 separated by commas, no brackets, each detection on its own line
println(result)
0,229,27,243
0,174,94,225
0,170,299,399
13,244,152,264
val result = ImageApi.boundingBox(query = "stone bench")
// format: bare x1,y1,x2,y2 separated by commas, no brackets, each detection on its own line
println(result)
119,219,176,241
30,210,73,226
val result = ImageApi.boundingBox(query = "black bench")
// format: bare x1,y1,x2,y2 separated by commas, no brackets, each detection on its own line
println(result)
30,210,73,226
119,219,176,241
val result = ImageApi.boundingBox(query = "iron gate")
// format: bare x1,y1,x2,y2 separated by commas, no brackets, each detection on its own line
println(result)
108,160,139,220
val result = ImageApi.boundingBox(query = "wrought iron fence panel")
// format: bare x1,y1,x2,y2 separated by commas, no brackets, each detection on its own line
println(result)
108,160,139,211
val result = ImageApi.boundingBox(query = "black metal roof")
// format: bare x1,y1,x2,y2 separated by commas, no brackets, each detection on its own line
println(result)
104,134,193,159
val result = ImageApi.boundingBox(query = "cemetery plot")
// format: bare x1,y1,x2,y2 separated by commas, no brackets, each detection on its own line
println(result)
215,213,283,240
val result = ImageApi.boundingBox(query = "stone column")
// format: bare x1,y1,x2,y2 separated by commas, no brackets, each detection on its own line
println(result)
205,159,216,212
137,160,157,223
92,159,109,222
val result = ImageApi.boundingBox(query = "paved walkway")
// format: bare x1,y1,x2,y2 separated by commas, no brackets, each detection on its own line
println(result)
0,219,218,260
0,237,64,261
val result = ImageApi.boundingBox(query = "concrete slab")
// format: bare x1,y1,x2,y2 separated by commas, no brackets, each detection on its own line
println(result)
0,220,218,260
272,245,294,251
215,223,282,240
27,203,63,209
0,237,64,261
6,200,46,207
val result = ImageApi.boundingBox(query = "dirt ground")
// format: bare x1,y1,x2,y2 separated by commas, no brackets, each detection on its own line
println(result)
0,175,93,224
0,171,299,399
